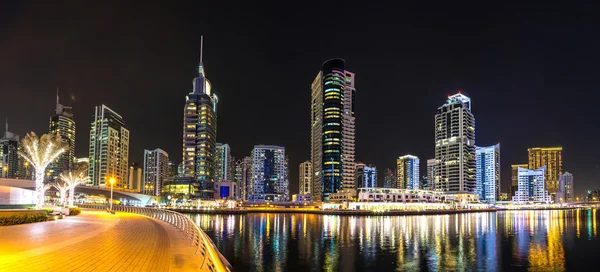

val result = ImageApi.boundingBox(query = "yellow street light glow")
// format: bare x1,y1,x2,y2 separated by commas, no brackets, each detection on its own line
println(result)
109,177,116,185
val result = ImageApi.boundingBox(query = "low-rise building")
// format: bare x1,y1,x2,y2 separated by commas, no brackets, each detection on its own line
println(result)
328,189,357,202
214,181,237,200
357,187,446,203
292,194,312,203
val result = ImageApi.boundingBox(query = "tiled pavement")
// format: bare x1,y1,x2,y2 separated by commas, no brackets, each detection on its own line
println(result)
0,210,205,271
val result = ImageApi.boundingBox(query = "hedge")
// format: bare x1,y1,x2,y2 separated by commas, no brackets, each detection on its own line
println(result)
0,213,48,226
69,207,81,216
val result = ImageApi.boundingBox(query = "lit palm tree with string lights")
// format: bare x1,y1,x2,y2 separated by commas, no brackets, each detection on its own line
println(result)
59,162,90,207
51,179,70,206
18,132,68,209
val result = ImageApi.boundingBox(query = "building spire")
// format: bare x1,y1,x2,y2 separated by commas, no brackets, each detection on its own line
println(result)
56,87,59,105
200,35,203,64
5,117,7,134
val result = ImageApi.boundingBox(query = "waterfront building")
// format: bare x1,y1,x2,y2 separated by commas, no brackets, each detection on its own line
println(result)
328,189,357,202
355,163,376,188
383,168,395,188
215,143,233,182
426,159,436,190
167,161,177,181
311,58,356,201
143,148,169,196
0,121,19,179
557,172,574,203
396,155,420,189
510,164,527,197
127,162,142,192
48,92,75,181
249,145,288,202
475,144,500,204
88,105,129,188
182,37,218,199
214,181,237,200
528,147,562,197
434,93,476,195
512,166,551,203
163,176,195,197
234,156,252,201
357,188,446,203
299,161,312,195
292,194,312,203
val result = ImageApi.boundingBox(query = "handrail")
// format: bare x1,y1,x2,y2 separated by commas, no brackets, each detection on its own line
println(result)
79,204,232,272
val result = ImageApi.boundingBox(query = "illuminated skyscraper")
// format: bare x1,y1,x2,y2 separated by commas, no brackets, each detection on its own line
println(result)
143,148,169,196
0,120,19,179
88,105,129,188
299,161,312,195
528,147,562,197
434,93,476,195
215,143,233,182
383,168,395,188
557,172,574,203
510,164,527,197
426,158,436,190
355,163,376,188
311,58,355,201
48,92,75,181
396,155,420,189
182,36,218,199
234,156,252,201
249,145,288,202
127,162,142,192
475,144,500,204
512,166,551,203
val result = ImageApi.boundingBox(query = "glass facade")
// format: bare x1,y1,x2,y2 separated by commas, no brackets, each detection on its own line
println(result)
475,144,500,204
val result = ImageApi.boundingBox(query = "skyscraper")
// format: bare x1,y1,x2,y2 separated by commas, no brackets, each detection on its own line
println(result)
143,148,169,196
182,37,218,199
215,143,233,182
355,163,376,188
128,162,142,193
383,168,395,188
249,145,288,202
0,120,19,179
88,105,129,188
234,156,252,201
557,172,574,203
299,161,312,195
396,155,420,189
434,93,476,195
311,58,355,201
511,164,527,197
48,91,75,181
426,158,436,190
528,147,562,197
475,144,500,204
512,166,551,203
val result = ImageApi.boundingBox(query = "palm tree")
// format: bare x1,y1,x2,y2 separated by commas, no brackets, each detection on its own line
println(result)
18,132,68,209
59,162,90,207
51,179,70,206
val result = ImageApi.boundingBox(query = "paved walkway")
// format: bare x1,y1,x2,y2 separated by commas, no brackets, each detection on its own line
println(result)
0,210,205,271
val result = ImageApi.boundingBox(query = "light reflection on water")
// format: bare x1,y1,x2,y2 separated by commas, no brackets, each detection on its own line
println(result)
191,209,599,272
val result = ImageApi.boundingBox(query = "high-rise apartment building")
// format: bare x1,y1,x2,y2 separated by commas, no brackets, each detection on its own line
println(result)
426,159,436,190
355,163,376,188
512,166,551,203
510,164,527,197
475,144,500,204
234,156,252,201
182,37,218,199
311,58,356,201
249,145,288,202
128,163,142,192
215,143,233,182
557,172,574,203
143,149,169,196
299,161,312,195
88,105,129,188
434,93,476,195
0,121,19,179
48,92,75,181
397,155,420,189
528,147,562,197
383,168,395,188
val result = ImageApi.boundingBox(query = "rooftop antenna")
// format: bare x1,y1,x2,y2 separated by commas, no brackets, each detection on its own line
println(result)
200,35,203,63
56,87,59,105
5,117,7,134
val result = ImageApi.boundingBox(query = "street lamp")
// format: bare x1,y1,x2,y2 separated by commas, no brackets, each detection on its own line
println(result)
109,177,116,211
2,165,7,178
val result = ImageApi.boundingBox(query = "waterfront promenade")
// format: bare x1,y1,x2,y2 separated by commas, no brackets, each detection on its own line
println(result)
0,210,206,271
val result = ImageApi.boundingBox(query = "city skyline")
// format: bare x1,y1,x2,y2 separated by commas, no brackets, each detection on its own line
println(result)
1,3,597,196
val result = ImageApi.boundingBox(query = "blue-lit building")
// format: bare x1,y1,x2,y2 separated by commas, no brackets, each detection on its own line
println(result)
396,155,420,189
248,145,289,202
355,163,376,188
512,166,551,203
475,144,500,204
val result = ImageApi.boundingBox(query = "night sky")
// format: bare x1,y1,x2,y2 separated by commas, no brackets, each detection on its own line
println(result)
1,2,599,196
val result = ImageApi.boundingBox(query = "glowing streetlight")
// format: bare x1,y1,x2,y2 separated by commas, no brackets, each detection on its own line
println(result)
2,165,7,178
109,177,116,211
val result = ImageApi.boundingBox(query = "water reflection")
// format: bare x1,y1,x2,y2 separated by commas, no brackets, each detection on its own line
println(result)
192,209,599,271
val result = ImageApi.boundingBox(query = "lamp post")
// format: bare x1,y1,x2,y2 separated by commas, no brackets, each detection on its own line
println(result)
109,177,116,211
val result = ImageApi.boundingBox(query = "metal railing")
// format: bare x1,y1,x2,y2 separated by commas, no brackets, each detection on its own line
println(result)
79,204,232,272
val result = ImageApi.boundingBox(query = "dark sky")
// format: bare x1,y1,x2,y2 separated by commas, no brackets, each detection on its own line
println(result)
1,2,599,196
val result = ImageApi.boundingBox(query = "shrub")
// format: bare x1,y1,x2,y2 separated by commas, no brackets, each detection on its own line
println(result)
0,213,48,226
69,207,81,216
44,208,54,215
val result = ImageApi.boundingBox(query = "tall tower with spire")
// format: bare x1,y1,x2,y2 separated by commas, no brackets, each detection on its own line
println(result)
0,118,20,178
49,89,76,181
182,36,219,199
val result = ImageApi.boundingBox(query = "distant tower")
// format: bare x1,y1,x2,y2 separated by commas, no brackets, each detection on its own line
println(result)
311,58,356,201
49,89,76,180
249,145,288,202
355,163,376,188
182,36,219,199
557,172,574,203
143,148,169,196
215,143,233,182
0,119,20,179
434,93,476,194
426,159,436,190
512,166,551,203
396,155,420,189
299,161,312,195
88,105,129,188
528,147,562,198
475,144,500,204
